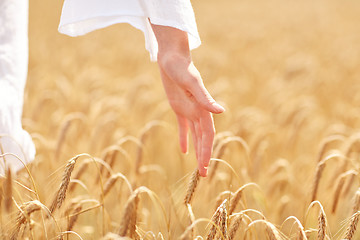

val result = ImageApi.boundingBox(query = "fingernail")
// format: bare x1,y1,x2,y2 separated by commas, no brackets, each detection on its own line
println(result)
203,161,209,168
213,103,225,113
200,168,207,177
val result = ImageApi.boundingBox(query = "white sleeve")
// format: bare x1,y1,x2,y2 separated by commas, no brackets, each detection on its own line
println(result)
0,0,36,175
58,0,201,61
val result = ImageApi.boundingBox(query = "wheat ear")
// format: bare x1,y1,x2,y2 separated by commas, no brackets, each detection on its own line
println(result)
229,187,243,215
208,137,228,181
311,161,326,202
184,169,200,205
343,211,360,240
103,174,120,197
332,174,346,213
118,190,140,238
311,153,344,202
228,214,242,240
265,221,281,240
317,135,345,162
50,156,77,213
352,188,360,214
206,199,227,240
67,204,82,232
55,117,73,161
318,209,327,240
215,191,232,211
69,160,89,193
4,167,12,213
10,200,43,240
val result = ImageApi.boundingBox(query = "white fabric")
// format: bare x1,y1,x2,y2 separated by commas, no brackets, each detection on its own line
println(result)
58,0,201,61
0,0,36,175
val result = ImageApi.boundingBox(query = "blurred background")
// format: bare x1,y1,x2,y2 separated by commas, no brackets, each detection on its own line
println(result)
21,0,360,238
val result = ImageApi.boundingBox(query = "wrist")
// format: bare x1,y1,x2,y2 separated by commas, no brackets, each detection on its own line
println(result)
150,23,191,62
157,50,191,71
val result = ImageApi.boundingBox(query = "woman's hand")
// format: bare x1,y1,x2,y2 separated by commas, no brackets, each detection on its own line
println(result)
151,24,225,177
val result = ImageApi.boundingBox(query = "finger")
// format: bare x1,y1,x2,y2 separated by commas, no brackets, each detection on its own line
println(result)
187,79,225,114
194,121,207,177
194,121,202,162
188,121,199,160
200,112,215,168
176,115,188,153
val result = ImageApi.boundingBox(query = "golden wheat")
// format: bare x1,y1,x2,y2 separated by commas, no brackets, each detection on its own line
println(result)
50,156,77,213
3,167,12,213
118,189,140,238
184,169,200,205
3,0,360,238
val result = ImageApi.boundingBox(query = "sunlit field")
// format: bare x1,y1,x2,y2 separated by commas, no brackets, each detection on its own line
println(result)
2,0,360,239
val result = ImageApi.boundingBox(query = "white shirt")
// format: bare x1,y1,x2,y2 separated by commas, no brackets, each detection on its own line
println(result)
58,0,201,61
0,0,35,175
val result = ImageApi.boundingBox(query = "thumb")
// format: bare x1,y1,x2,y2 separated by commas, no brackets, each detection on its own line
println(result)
189,81,225,114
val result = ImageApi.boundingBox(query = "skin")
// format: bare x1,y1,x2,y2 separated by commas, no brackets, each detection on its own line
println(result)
151,23,225,177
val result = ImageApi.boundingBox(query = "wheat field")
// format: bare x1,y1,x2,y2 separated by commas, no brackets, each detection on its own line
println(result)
1,0,360,239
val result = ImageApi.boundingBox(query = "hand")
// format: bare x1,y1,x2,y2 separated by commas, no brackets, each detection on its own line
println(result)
151,24,225,177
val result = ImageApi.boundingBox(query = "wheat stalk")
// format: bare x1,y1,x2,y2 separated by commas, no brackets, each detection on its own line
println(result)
179,229,192,240
100,232,123,240
186,203,196,238
180,219,200,240
208,137,230,181
102,173,133,198
0,184,2,231
97,147,117,183
343,172,357,198
135,130,147,176
282,216,307,240
135,121,168,176
344,134,360,160
105,150,118,178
